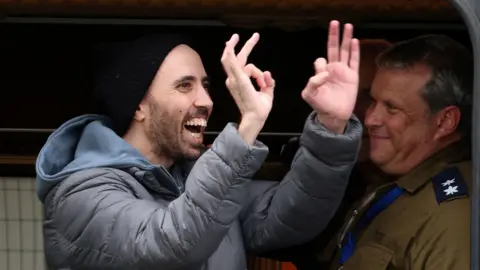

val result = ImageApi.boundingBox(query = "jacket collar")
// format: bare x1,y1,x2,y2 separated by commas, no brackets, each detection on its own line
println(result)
396,140,471,193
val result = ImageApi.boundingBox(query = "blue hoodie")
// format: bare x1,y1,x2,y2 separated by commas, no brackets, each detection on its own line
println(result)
35,114,158,202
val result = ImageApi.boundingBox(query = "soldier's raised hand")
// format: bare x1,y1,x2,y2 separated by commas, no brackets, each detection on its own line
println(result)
301,20,360,133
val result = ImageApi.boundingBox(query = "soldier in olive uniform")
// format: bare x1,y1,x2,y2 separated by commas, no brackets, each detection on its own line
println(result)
261,35,472,270
331,34,473,270
259,39,393,269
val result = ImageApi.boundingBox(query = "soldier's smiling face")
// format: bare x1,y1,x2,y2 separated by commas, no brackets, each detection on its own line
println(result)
365,64,460,175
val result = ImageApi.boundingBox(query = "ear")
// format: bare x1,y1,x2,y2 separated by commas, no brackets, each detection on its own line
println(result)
433,106,461,140
134,100,149,122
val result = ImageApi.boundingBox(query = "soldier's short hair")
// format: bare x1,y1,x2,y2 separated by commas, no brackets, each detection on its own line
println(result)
376,35,473,137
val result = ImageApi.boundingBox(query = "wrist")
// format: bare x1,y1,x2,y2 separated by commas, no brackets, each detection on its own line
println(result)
316,113,347,134
238,115,265,145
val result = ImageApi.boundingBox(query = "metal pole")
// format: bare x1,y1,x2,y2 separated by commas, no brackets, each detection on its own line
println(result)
358,22,466,30
0,128,301,137
448,0,480,269
0,128,55,133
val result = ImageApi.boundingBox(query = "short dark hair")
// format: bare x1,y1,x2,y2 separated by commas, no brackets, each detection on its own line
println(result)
376,34,473,136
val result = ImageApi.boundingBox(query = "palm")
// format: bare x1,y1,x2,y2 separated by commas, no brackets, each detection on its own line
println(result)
256,91,273,119
312,63,359,120
302,21,360,121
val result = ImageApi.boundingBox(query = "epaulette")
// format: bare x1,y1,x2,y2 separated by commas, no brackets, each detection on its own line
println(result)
432,166,469,204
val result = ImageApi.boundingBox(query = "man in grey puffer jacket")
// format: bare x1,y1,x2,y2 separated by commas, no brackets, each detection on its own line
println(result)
36,20,362,270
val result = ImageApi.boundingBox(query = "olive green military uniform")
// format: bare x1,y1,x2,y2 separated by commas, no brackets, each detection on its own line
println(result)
329,141,471,270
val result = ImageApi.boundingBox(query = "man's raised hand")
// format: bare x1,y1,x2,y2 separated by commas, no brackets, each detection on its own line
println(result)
301,20,360,133
221,33,275,144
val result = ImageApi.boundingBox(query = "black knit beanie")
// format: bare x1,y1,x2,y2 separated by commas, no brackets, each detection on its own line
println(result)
94,34,190,136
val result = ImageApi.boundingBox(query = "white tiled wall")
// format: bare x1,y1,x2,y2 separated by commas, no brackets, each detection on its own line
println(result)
0,177,46,270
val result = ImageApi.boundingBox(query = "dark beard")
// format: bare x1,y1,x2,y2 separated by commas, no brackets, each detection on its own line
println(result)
146,100,205,163
146,101,184,161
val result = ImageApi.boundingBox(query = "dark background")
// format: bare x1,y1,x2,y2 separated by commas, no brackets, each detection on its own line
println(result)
0,21,471,175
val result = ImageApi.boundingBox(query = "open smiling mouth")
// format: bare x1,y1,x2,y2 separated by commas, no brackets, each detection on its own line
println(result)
184,118,207,138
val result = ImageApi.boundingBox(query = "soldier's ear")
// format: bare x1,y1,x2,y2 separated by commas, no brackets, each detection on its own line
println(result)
433,105,461,140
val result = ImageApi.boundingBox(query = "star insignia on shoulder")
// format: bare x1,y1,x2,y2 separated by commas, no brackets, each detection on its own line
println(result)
432,167,468,204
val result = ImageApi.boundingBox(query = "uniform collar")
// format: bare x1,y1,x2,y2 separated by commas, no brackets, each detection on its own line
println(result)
396,140,471,193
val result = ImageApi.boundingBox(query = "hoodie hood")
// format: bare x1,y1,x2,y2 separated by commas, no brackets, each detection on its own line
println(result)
35,114,157,202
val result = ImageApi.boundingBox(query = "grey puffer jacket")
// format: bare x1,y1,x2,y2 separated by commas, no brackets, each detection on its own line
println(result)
36,112,362,270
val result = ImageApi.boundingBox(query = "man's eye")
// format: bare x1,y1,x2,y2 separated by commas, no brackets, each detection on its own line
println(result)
178,82,193,92
386,104,399,114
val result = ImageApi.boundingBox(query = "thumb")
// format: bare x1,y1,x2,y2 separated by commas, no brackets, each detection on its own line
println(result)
301,71,329,101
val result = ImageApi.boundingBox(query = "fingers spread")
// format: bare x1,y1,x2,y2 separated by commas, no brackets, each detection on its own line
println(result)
224,34,239,56
349,38,360,72
221,34,243,77
314,58,327,74
237,33,260,67
340,23,353,64
327,20,340,63
230,34,240,45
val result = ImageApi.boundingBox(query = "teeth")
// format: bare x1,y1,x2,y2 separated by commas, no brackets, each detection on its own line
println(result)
185,118,207,127
189,132,201,138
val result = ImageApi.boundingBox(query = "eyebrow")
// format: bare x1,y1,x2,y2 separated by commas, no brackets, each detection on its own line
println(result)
385,98,406,111
370,90,404,110
173,75,195,86
173,75,210,86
